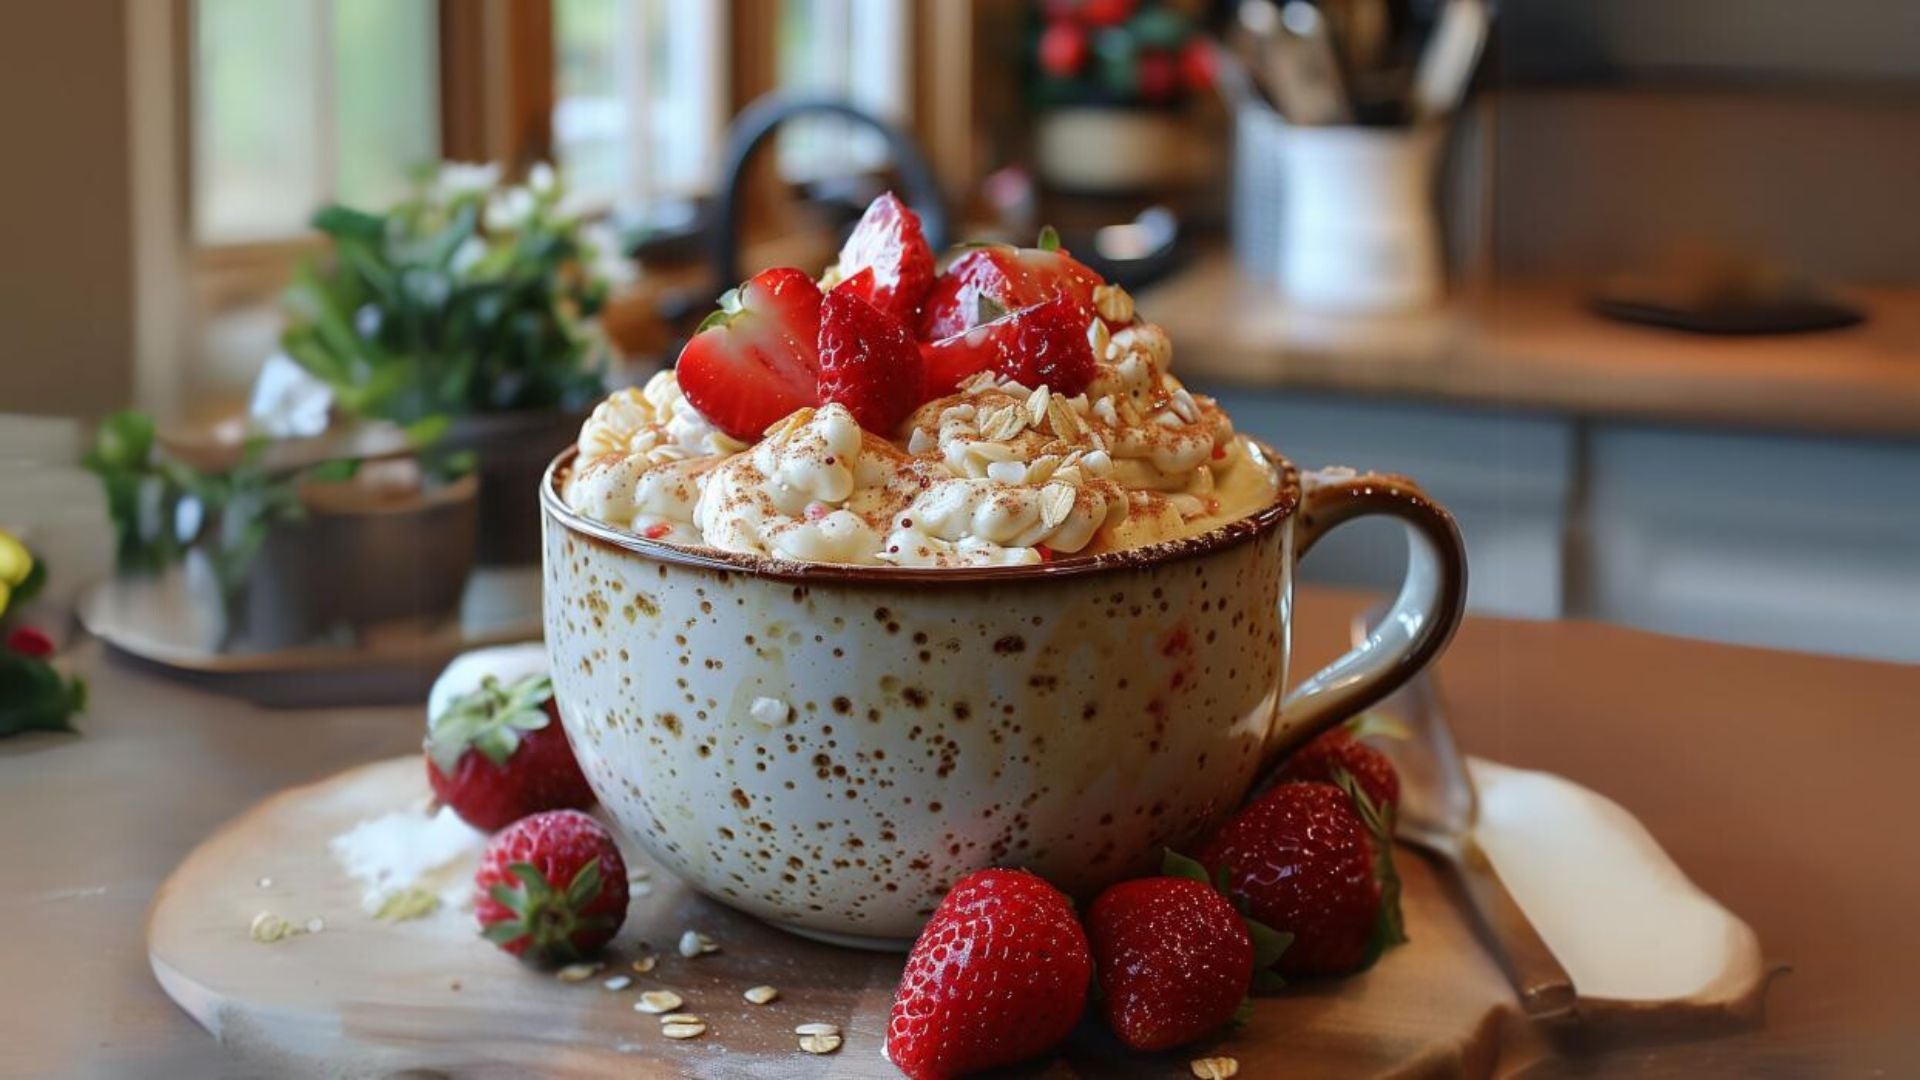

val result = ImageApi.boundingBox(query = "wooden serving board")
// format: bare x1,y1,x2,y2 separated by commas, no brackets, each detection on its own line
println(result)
146,757,1747,1078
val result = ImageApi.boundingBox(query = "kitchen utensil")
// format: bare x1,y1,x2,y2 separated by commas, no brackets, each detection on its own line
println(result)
1270,2,1353,125
1352,606,1577,1018
1411,0,1489,121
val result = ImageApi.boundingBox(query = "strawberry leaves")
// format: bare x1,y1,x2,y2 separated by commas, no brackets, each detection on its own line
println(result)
480,857,613,964
1334,767,1408,961
426,673,555,773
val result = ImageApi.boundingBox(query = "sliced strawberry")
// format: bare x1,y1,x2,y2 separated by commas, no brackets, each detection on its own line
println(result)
919,238,1104,341
676,267,822,441
921,291,1098,397
818,272,925,435
830,192,935,324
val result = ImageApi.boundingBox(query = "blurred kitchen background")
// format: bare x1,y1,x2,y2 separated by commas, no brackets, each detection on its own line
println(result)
3,0,1917,689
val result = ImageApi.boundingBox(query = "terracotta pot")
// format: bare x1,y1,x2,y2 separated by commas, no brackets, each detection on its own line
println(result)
444,410,588,566
540,446,1467,948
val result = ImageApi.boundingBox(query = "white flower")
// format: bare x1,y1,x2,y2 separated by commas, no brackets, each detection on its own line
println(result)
528,161,558,196
248,352,333,438
485,187,537,232
435,161,501,202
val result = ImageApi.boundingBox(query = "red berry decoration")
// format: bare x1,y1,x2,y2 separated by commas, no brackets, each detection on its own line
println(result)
1278,714,1405,819
921,291,1099,397
425,674,596,832
676,266,824,441
5,625,54,659
1137,48,1179,103
918,233,1105,341
1087,852,1292,1052
1038,21,1089,77
886,868,1092,1079
1078,0,1137,28
829,191,935,324
817,271,926,434
473,809,628,964
1198,780,1404,976
1180,37,1217,93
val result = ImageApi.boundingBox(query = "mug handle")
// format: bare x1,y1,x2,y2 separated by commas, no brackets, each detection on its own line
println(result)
1269,471,1469,765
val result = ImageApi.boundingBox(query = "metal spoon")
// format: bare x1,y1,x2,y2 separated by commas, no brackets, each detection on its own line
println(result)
1352,606,1578,1019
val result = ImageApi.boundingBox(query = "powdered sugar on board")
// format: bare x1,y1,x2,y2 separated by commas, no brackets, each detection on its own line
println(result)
328,802,485,916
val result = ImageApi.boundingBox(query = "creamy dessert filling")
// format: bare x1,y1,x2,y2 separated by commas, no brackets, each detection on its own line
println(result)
561,193,1277,567
565,318,1277,568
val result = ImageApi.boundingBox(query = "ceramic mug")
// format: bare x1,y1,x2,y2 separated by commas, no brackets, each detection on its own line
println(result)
541,445,1466,948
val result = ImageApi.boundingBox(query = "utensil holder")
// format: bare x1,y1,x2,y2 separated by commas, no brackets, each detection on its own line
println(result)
1234,103,1447,313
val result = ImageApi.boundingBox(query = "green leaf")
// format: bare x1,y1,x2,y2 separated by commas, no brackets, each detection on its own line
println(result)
1161,848,1212,885
481,919,526,944
564,858,603,910
974,294,1009,325
508,862,555,905
310,204,387,242
1334,768,1409,960
303,458,360,485
0,652,84,739
1036,224,1061,252
403,414,453,450
1247,921,1293,972
1251,968,1289,993
1230,998,1255,1027
88,411,155,472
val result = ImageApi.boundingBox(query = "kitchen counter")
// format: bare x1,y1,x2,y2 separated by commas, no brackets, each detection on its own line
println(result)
2,589,1916,1076
1141,251,1920,438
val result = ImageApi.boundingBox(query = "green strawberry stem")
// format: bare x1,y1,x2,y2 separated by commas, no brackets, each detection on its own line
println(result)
426,673,554,773
482,858,612,964
1333,768,1408,960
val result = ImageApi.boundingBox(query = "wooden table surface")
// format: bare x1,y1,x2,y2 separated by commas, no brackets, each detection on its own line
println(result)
1141,252,1920,438
3,587,1915,1077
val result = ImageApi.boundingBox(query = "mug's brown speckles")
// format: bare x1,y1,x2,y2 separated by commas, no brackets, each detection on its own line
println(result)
993,635,1026,654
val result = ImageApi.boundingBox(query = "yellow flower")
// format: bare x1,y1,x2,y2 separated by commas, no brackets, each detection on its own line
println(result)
0,579,10,618
0,529,31,587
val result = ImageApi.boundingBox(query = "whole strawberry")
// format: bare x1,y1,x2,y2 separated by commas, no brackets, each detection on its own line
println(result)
887,868,1092,1079
426,674,595,832
474,809,628,963
1277,716,1403,818
1088,854,1289,1052
1198,781,1401,976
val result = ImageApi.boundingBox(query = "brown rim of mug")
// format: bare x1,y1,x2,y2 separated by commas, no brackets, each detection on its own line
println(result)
540,443,1303,585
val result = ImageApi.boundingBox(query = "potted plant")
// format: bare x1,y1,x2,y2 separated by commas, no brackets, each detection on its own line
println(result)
1029,0,1221,193
85,412,476,654
280,163,612,564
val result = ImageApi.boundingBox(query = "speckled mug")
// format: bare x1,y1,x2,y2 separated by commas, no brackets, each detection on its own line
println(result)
541,446,1466,948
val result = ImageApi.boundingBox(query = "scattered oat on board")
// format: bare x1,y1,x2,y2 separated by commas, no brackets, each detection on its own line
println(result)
661,1019,707,1040
743,985,779,1005
677,929,718,957
630,955,657,974
555,962,601,983
798,1033,843,1055
635,989,684,1014
794,1022,840,1037
1191,1056,1240,1079
603,975,632,991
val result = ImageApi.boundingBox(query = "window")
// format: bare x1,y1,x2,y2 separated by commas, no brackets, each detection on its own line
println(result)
777,0,912,182
192,0,439,245
552,0,727,213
